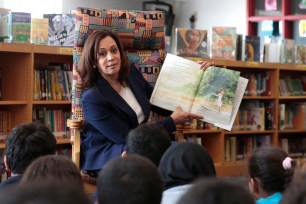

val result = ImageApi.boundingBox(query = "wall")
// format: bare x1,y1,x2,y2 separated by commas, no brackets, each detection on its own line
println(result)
62,0,246,35
173,0,246,35
62,0,143,13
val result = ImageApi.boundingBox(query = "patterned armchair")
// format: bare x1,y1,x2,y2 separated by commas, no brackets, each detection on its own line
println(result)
67,7,166,169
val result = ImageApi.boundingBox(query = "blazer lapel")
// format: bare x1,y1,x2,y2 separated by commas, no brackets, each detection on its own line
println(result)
95,75,139,127
127,72,151,121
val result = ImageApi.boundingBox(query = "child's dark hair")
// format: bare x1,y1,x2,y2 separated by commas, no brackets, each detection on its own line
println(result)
248,146,296,194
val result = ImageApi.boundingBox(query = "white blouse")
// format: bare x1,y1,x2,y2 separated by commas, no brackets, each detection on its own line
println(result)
119,86,145,124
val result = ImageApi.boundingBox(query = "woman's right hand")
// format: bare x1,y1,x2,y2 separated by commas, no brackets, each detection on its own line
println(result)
171,106,203,124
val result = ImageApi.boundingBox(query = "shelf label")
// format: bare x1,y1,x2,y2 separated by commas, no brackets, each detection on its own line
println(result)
246,62,259,67
59,47,73,55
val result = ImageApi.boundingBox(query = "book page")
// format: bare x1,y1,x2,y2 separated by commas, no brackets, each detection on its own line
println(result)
215,77,249,131
190,66,240,125
150,53,203,112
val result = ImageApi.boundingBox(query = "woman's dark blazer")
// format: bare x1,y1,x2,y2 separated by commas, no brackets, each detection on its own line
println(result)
81,65,176,171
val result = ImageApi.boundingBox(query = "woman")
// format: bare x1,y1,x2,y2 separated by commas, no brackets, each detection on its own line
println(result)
77,30,212,175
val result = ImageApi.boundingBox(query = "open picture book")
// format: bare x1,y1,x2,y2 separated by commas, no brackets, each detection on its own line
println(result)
150,54,249,131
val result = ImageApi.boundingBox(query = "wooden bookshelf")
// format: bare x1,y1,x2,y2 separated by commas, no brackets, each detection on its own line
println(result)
0,43,73,149
175,58,306,176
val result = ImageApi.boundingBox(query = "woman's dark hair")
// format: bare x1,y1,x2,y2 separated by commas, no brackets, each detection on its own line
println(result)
77,30,130,90
248,146,296,193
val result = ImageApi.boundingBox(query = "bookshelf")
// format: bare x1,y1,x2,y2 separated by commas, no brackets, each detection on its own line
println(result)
247,0,306,40
176,58,306,176
0,43,73,149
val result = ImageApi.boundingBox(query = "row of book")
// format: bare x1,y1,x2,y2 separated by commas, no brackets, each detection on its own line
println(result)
147,133,305,163
242,72,271,97
32,107,71,139
263,38,306,64
0,8,74,46
174,27,306,64
280,137,306,158
224,135,271,162
33,63,72,101
232,101,274,131
279,103,306,130
0,111,11,135
279,75,306,96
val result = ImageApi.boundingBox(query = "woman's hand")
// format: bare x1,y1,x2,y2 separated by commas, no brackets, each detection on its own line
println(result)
197,61,215,70
171,106,203,124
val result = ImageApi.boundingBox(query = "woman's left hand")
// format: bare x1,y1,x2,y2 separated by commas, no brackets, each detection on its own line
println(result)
197,61,215,70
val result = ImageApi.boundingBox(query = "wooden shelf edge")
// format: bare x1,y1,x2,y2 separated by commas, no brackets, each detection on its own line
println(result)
0,43,32,53
32,100,72,105
181,129,222,134
225,130,274,135
0,101,28,105
33,45,73,55
279,96,306,100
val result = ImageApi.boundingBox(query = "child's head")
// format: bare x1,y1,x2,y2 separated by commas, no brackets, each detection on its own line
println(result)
219,88,224,93
248,146,296,198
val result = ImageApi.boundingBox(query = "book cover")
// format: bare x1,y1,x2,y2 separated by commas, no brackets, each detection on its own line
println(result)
31,18,48,45
175,28,208,58
43,14,75,46
280,39,295,64
0,8,11,42
264,42,281,63
244,35,260,62
11,12,31,43
247,107,265,130
296,45,306,64
210,27,237,60
150,54,248,130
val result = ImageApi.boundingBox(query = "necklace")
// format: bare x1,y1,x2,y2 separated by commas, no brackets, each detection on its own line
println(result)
120,84,125,93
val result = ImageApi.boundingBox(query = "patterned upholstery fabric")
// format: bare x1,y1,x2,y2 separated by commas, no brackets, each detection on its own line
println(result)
72,7,166,120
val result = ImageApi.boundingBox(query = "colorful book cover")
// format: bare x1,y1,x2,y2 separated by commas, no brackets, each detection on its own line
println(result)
43,14,75,46
11,12,31,43
247,107,265,130
210,27,237,60
150,54,248,131
31,18,48,45
265,0,277,11
244,36,260,62
175,28,208,58
280,39,295,64
0,8,11,42
296,45,306,64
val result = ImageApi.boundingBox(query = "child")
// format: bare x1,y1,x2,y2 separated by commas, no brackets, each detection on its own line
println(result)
248,146,296,204
177,177,255,204
214,88,224,112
